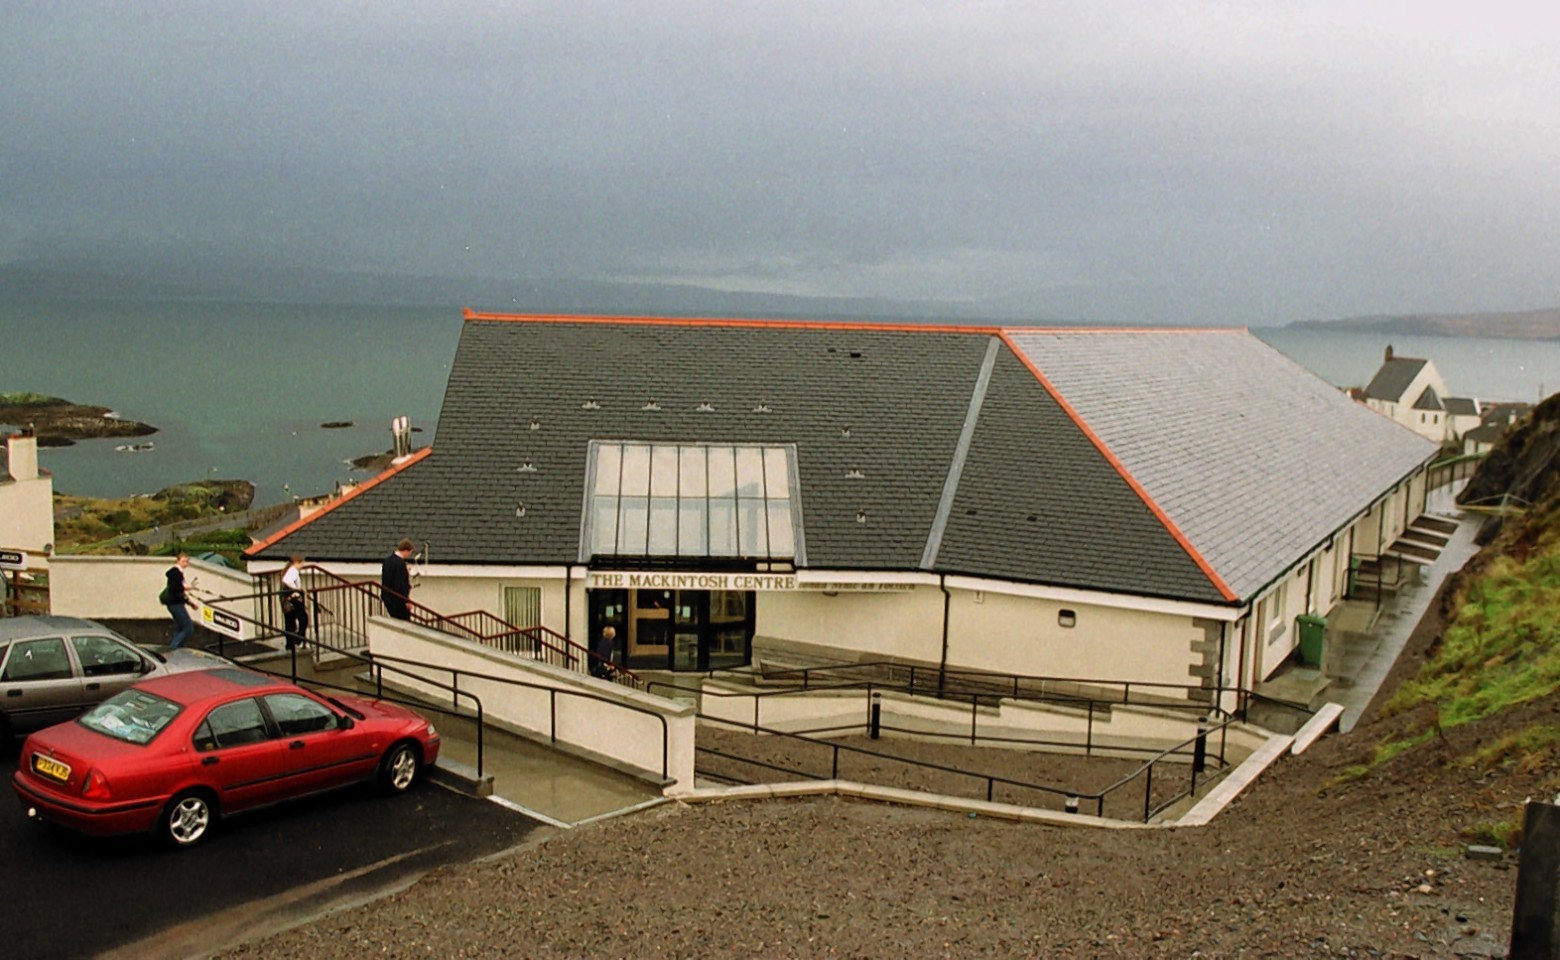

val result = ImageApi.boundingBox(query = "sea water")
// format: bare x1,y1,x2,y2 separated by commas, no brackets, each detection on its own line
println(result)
1,298,1555,504
0,299,458,503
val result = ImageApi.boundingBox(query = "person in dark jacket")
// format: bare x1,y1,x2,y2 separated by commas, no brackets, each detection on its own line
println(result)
164,553,195,649
380,539,414,620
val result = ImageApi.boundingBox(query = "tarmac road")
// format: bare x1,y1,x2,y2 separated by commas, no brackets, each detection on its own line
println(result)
0,750,546,960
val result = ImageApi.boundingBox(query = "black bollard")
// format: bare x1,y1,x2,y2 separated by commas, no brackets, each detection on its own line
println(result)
1192,716,1209,774
869,691,882,739
1511,799,1560,959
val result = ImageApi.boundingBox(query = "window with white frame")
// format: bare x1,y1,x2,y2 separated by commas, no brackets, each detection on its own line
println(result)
504,586,542,627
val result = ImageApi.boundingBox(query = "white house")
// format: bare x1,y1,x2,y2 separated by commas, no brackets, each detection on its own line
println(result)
249,313,1442,712
1,430,54,614
1361,346,1483,445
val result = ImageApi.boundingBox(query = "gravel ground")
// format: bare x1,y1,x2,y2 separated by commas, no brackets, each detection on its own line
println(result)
218,599,1546,959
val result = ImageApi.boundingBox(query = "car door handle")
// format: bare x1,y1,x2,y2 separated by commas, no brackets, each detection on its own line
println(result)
5,690,20,698
201,756,220,766
289,740,306,750
85,683,101,691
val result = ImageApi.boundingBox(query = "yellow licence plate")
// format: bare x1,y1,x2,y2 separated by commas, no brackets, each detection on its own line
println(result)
32,754,71,783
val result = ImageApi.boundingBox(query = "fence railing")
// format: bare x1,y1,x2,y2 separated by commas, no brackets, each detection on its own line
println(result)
366,650,672,782
693,704,1236,822
239,564,640,688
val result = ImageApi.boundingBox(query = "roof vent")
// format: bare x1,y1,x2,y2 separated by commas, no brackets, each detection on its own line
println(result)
517,460,537,473
696,402,716,412
850,351,862,359
856,509,867,524
754,400,772,413
515,501,527,518
582,399,601,410
840,425,851,438
529,417,541,431
845,467,865,479
643,398,661,411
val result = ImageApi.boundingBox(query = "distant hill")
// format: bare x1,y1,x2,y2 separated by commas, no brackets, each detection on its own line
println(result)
1288,307,1560,341
0,254,1046,325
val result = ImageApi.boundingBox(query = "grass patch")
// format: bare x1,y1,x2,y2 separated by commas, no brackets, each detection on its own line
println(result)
1349,523,1560,779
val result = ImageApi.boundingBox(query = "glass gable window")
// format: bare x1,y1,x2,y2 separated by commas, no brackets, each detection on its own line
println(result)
585,442,802,562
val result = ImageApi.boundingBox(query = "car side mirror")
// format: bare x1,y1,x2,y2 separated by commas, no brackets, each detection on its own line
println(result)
338,715,355,730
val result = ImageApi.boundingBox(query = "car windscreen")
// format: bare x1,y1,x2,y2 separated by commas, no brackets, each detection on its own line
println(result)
78,689,184,745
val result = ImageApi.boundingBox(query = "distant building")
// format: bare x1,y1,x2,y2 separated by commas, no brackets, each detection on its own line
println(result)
1362,346,1481,444
251,314,1441,703
0,430,54,614
1462,402,1532,456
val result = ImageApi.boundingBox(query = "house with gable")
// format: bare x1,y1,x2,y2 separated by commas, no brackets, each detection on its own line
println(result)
249,313,1442,708
1361,346,1485,445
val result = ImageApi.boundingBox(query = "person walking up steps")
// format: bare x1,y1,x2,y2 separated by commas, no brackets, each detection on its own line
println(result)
380,539,414,621
161,553,196,649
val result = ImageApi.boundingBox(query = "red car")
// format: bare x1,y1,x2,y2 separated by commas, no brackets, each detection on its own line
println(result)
13,666,440,847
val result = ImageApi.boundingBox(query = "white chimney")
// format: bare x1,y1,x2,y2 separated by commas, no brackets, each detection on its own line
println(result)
6,430,38,481
391,416,413,461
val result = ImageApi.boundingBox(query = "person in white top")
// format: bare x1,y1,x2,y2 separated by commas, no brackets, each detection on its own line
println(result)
281,555,308,650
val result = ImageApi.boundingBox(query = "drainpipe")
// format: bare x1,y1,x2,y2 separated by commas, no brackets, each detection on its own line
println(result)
1234,614,1250,719
937,574,951,696
564,565,573,644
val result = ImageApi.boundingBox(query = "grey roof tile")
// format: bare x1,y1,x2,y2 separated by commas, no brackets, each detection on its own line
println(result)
1003,329,1438,599
257,317,1436,607
1364,356,1427,401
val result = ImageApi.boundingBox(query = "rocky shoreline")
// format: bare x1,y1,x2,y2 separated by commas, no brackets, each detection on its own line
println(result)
0,392,157,447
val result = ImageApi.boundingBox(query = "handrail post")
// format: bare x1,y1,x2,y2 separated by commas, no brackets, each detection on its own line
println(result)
475,704,484,778
1144,762,1153,822
969,696,978,745
869,691,882,740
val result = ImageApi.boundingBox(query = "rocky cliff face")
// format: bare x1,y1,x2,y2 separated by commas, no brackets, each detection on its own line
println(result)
0,393,156,447
1459,392,1560,553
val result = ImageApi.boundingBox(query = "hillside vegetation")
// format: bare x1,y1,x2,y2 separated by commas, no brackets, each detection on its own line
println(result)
1339,392,1560,842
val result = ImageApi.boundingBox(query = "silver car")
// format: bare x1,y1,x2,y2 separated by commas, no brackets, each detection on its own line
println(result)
0,616,229,742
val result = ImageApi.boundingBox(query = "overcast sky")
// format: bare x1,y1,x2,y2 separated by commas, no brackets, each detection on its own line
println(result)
2,2,1557,324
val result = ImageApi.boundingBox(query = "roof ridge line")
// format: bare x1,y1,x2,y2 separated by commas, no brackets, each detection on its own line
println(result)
996,332,1238,603
461,309,1003,335
244,447,433,556
920,336,1001,570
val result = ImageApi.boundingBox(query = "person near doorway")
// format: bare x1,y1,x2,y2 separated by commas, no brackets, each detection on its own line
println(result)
380,539,415,620
281,555,309,649
162,553,195,649
592,625,617,677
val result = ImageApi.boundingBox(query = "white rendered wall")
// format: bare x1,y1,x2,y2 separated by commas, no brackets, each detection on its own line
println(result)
47,555,259,640
757,586,946,664
947,588,1203,689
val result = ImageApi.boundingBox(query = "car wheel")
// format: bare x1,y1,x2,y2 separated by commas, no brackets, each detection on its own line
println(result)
159,791,215,848
378,742,420,795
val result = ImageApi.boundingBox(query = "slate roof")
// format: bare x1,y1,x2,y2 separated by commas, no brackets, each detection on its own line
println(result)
1443,396,1479,417
1363,356,1428,402
1002,330,1438,600
1412,386,1444,411
253,315,1439,607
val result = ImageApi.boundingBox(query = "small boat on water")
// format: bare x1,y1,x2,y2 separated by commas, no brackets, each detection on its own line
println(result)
114,441,156,453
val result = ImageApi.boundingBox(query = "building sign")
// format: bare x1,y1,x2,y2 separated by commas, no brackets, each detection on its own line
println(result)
197,604,243,638
798,582,915,593
0,548,27,569
588,571,798,591
585,571,916,593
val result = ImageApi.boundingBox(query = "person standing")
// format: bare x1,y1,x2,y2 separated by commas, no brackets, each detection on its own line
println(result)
163,553,194,649
380,539,415,621
281,555,309,649
591,624,617,677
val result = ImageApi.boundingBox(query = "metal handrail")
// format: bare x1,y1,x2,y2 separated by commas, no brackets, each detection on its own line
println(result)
695,710,1233,821
244,564,641,687
730,659,1224,711
366,651,672,781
